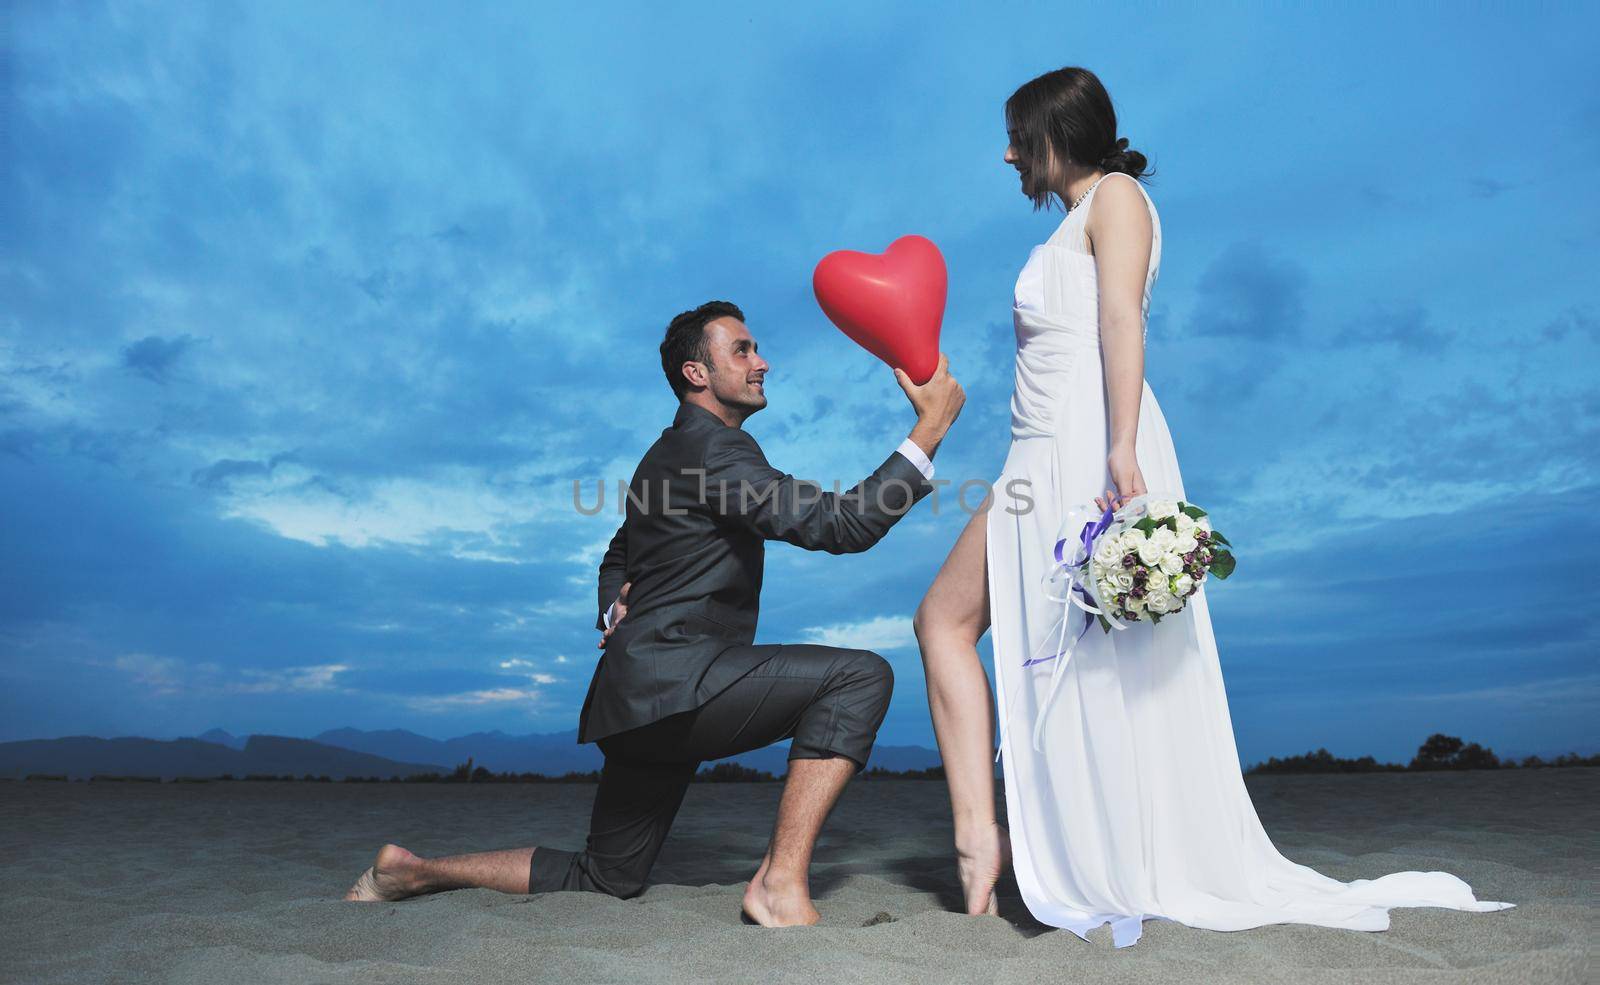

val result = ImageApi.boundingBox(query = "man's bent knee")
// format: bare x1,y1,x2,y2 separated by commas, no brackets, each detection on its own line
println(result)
844,648,893,702
590,869,647,900
843,649,893,730
786,648,894,772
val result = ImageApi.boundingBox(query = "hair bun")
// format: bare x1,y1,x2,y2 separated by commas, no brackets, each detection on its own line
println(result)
1100,136,1149,178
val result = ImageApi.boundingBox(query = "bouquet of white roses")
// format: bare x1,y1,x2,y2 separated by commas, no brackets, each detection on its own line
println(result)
1013,494,1238,752
1086,497,1235,629
1028,495,1236,671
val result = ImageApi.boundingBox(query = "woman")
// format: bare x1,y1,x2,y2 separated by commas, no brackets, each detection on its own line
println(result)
910,66,1511,945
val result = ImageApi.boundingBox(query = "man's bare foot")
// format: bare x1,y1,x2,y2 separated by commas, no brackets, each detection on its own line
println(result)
741,859,821,927
956,823,1011,916
343,843,426,902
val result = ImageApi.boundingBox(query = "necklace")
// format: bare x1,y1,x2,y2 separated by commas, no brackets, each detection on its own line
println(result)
1067,174,1104,212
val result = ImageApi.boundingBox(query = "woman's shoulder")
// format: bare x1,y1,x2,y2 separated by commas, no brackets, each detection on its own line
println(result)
1087,173,1157,233
1093,172,1153,209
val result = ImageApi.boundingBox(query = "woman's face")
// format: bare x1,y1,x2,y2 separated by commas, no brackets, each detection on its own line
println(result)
1004,128,1051,198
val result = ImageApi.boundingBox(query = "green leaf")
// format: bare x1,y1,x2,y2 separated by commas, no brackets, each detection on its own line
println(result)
1209,551,1236,579
1133,517,1159,533
1097,614,1111,633
1163,517,1180,532
1149,611,1163,624
1208,530,1232,547
1180,503,1208,519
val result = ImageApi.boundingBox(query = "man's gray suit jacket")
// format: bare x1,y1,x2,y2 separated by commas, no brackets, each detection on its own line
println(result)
578,400,935,744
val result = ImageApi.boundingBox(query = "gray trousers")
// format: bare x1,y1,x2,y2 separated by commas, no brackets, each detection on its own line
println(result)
527,643,893,898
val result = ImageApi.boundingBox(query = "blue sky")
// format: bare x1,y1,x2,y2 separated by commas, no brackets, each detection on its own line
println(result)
4,2,1596,764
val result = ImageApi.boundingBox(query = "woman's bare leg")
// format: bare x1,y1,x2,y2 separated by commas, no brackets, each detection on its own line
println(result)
913,496,1009,916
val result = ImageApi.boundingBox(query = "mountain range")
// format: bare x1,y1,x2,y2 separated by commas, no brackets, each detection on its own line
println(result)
0,728,944,779
0,734,445,780
284,727,943,776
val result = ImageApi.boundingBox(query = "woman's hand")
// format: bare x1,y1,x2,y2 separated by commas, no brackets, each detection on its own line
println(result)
1095,444,1146,512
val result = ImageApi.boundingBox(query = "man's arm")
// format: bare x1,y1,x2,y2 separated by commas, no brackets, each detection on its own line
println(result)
701,428,933,554
893,436,936,481
596,521,627,631
700,353,964,554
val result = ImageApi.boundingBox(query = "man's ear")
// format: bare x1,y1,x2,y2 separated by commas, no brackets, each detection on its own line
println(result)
681,361,708,390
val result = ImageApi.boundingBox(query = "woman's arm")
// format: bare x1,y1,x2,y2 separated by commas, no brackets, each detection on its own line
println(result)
1086,174,1154,509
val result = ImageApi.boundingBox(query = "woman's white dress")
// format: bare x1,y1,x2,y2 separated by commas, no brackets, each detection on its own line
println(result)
986,171,1512,947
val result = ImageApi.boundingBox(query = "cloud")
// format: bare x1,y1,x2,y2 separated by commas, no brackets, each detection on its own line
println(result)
497,657,557,685
1331,302,1451,351
109,654,349,697
1540,307,1598,343
1468,177,1516,199
1185,243,1307,342
121,334,197,384
405,687,542,713
190,451,299,490
214,463,560,553
1399,674,1600,711
801,615,916,652
112,653,187,695
232,663,350,694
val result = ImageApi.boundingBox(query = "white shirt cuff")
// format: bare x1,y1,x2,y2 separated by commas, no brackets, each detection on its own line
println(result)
894,438,935,481
603,599,618,629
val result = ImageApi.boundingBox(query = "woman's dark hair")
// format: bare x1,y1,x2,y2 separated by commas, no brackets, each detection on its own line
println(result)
1005,66,1151,211
660,300,744,399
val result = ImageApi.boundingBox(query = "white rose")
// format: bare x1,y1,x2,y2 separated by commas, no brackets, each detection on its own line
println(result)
1117,530,1143,554
1197,516,1212,533
1146,591,1175,613
1115,571,1135,591
1174,512,1196,534
1136,539,1164,566
1173,573,1194,596
1159,552,1184,576
1093,540,1121,567
1148,499,1178,520
1174,533,1199,555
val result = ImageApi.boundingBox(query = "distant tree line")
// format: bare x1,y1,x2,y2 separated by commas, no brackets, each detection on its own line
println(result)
14,756,950,784
16,736,1593,783
1247,734,1599,775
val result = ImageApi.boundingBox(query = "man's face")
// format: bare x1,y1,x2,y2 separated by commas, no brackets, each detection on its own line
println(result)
699,317,769,413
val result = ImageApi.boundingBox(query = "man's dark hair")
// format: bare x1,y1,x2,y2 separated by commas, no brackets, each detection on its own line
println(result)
660,300,744,400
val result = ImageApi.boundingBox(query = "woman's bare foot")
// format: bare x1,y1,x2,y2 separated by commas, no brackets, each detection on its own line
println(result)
956,823,1011,916
343,843,426,902
740,858,821,927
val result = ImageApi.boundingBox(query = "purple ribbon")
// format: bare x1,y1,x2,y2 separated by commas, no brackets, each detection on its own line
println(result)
1022,503,1115,668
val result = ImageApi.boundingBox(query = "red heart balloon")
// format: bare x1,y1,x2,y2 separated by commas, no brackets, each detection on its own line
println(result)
813,234,946,385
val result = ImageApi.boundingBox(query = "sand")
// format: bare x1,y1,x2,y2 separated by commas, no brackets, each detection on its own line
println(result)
1,769,1592,984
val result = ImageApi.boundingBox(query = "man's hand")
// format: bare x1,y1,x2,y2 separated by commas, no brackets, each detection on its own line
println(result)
895,353,965,460
597,581,631,649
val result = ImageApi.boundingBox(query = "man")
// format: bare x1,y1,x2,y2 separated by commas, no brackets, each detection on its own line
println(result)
345,300,964,926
